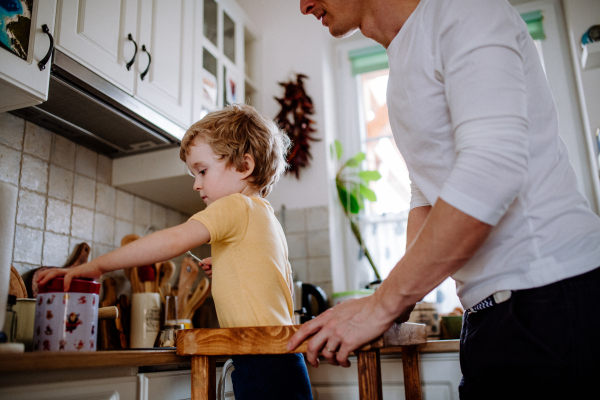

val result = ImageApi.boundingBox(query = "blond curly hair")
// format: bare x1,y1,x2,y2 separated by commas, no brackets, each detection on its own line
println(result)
180,104,291,197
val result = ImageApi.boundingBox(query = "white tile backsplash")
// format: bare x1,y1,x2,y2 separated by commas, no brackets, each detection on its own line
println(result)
71,205,94,241
13,225,43,264
19,154,48,193
115,189,134,221
0,144,22,185
114,219,134,247
16,190,46,229
23,122,52,160
306,206,329,231
95,182,116,216
3,116,308,289
283,208,306,233
134,197,152,226
50,135,76,170
282,204,333,298
42,232,70,266
0,112,24,150
93,213,115,246
73,174,96,208
287,232,307,259
97,154,112,184
308,256,333,283
151,203,167,230
75,145,98,178
46,198,71,235
307,229,331,258
48,164,74,202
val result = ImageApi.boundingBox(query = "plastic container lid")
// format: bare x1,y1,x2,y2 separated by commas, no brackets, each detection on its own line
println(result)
38,277,100,294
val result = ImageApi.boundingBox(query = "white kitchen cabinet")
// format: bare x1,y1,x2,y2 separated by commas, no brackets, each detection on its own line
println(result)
134,0,194,128
54,0,138,94
0,0,57,112
55,0,193,129
0,376,138,400
307,352,462,400
138,366,235,400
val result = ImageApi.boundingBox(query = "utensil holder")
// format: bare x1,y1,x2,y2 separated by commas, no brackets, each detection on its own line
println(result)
130,293,161,348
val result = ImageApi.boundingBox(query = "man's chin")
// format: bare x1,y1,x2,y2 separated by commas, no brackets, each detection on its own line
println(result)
330,26,359,39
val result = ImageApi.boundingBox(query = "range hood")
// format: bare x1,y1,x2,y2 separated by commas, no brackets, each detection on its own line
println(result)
10,50,185,158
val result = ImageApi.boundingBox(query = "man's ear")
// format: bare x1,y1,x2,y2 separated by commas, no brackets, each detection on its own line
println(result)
240,153,255,180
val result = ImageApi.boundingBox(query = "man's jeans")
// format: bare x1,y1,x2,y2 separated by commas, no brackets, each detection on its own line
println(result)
459,266,600,399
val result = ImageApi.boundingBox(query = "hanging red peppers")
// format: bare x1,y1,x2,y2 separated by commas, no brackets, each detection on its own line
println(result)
274,74,320,179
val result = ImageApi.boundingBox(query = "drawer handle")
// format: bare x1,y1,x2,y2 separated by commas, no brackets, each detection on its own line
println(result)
125,33,138,71
38,24,54,71
140,45,151,81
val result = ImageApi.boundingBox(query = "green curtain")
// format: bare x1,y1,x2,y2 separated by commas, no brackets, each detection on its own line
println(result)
521,10,545,41
349,10,545,76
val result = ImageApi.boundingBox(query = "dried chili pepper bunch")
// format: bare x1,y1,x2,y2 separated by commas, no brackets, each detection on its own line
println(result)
274,74,320,179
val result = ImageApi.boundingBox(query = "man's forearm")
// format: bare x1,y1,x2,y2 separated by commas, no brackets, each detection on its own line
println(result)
376,198,493,319
406,205,432,249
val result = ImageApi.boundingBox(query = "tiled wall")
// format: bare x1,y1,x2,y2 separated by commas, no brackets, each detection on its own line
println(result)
0,113,190,278
276,205,333,301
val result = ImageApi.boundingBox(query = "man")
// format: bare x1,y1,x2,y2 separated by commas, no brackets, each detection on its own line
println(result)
287,0,600,397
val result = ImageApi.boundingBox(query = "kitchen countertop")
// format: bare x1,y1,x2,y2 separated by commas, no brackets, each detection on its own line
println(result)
0,340,459,373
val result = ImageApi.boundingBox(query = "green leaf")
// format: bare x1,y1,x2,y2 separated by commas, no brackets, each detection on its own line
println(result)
337,185,359,214
344,152,366,168
358,170,382,182
334,140,343,160
359,184,377,202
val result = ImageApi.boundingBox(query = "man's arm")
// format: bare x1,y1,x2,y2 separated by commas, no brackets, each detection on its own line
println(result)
406,205,431,249
288,198,492,367
376,198,491,318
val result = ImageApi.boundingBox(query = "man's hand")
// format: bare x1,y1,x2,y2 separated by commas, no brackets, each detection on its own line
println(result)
287,290,409,368
201,257,212,278
36,262,103,291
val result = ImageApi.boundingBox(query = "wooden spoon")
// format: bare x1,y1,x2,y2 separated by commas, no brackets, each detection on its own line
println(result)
120,234,140,285
177,257,199,318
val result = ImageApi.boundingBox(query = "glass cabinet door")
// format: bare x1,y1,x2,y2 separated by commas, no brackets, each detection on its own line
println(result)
203,0,218,46
223,11,236,63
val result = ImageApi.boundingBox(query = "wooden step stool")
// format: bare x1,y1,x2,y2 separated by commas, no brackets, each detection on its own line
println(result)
177,322,427,400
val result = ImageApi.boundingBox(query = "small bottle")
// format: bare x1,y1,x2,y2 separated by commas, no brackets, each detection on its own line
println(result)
3,295,18,342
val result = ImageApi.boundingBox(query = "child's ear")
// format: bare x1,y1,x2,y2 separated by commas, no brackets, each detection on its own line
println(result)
241,153,255,179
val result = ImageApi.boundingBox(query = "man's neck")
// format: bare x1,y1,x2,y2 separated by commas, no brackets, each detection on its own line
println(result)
360,0,421,48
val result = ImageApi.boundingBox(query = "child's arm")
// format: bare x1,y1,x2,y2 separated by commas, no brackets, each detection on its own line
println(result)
37,220,210,290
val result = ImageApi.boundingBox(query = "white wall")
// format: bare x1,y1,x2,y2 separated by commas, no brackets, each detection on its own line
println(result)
238,0,335,212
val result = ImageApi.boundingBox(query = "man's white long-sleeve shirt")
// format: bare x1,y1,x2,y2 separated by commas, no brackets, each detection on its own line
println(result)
386,0,600,309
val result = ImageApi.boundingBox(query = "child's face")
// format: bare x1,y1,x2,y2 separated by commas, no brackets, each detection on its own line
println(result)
185,139,251,206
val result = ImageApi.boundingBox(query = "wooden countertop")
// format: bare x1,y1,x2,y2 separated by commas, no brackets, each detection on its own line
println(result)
0,340,459,373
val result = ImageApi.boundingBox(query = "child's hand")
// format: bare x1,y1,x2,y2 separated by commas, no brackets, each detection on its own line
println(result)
36,262,103,291
201,257,212,278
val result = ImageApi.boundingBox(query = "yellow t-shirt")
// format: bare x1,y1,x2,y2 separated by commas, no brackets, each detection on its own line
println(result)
189,194,293,328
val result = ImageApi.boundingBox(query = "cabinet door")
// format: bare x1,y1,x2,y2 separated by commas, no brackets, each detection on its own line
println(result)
134,0,193,129
55,0,138,94
0,0,57,112
139,367,235,400
0,376,138,400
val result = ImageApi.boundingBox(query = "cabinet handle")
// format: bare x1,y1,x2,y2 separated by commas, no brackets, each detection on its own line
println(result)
38,24,54,71
140,45,151,81
125,33,138,71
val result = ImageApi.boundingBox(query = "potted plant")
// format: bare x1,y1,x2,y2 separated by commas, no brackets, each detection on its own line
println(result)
332,139,382,284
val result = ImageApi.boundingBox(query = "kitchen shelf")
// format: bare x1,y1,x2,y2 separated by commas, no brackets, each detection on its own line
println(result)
0,340,459,374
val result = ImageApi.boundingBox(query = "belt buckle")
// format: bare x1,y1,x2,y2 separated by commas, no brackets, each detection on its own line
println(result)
468,290,512,314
